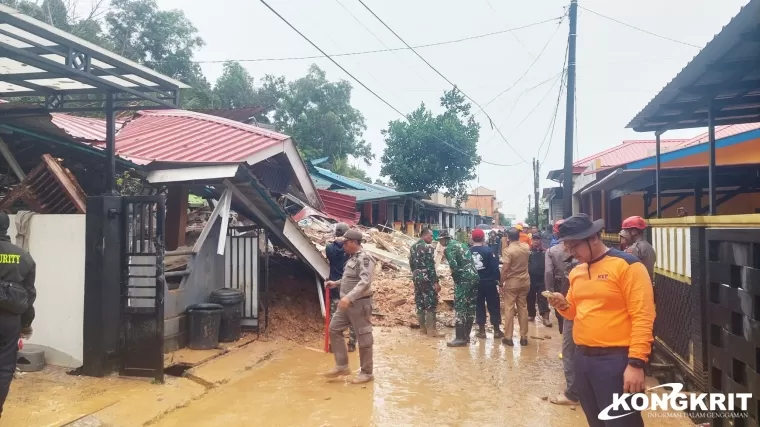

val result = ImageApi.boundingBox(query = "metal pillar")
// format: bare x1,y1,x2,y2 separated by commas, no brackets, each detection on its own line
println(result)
105,92,117,195
655,131,662,218
708,105,717,215
562,0,578,216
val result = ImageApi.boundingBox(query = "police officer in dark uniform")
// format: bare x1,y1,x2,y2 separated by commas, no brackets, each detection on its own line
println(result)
0,212,36,417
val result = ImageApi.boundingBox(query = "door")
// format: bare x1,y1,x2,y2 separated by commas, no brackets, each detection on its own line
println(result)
119,196,165,381
225,226,262,328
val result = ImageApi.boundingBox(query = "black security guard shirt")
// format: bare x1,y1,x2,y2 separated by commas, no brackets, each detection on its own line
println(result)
0,235,36,327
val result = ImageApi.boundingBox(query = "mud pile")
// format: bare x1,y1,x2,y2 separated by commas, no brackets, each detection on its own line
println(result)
266,253,325,343
297,217,457,329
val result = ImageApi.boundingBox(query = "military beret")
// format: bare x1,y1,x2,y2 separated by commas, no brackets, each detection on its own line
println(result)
343,229,363,242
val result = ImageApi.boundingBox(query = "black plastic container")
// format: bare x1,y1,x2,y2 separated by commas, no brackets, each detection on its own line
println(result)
186,303,223,350
209,288,245,342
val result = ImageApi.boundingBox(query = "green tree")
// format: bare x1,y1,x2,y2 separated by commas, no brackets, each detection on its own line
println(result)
213,61,257,109
329,158,371,183
380,88,480,204
498,212,511,227
271,65,371,164
104,0,204,81
525,201,549,229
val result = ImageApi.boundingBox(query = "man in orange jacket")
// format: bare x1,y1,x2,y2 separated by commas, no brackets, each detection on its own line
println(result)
547,214,655,427
515,224,532,246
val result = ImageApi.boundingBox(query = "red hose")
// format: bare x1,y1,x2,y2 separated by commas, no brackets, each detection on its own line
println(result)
324,287,330,353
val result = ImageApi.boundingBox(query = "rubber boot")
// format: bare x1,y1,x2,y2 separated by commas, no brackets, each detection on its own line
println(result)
417,312,427,335
447,323,468,347
475,324,486,339
426,311,444,337
493,326,505,339
323,365,350,378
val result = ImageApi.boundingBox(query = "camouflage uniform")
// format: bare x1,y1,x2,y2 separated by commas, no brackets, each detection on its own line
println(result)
444,241,479,325
409,239,439,313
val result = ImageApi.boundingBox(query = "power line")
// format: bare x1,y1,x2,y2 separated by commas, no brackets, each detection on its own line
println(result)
356,0,528,164
480,14,566,110
538,43,569,164
512,71,563,133
539,72,567,165
482,0,533,59
259,0,517,168
331,0,427,85
181,16,563,64
580,6,701,49
481,70,564,145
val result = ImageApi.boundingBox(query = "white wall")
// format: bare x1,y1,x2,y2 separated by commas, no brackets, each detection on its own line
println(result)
8,214,86,368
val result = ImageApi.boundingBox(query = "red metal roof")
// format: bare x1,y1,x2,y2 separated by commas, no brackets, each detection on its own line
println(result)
318,189,360,224
574,139,688,170
49,113,124,142
109,109,290,163
675,123,760,148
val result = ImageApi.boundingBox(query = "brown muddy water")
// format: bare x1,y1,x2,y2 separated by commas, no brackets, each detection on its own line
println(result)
153,324,692,427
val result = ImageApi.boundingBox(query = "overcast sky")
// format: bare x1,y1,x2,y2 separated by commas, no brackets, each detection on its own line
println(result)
148,0,747,218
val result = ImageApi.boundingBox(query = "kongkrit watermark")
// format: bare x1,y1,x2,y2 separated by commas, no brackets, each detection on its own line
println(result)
598,383,752,421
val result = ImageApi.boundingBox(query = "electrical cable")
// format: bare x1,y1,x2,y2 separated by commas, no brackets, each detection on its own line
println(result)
259,0,519,168
480,14,566,110
181,16,563,64
580,6,701,49
357,0,531,164
511,71,563,133
482,0,533,59
537,42,569,163
480,70,564,145
332,0,427,85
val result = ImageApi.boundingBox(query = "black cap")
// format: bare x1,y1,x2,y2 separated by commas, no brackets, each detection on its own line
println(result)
557,214,604,241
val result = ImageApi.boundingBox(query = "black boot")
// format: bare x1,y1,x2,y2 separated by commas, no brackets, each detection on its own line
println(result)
493,326,505,339
446,323,469,347
476,324,486,339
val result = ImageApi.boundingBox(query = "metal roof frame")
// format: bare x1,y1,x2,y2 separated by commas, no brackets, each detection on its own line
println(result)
627,0,760,132
0,4,188,112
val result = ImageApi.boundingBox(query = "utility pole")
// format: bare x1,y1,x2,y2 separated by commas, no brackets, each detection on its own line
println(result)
533,158,540,228
562,0,578,217
527,194,531,224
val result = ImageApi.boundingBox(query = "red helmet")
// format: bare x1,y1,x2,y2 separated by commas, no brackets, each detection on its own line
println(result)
622,216,647,230
553,219,564,234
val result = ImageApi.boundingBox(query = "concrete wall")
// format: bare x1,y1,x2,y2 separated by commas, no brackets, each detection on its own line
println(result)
164,221,225,351
7,214,86,368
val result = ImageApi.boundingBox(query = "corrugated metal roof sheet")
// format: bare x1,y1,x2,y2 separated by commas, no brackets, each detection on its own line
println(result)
675,123,760,148
573,139,688,169
49,113,124,142
332,188,418,202
110,109,289,163
317,189,359,223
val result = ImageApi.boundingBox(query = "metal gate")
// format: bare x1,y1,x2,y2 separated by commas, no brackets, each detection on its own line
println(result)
705,228,760,427
225,226,264,328
120,196,165,381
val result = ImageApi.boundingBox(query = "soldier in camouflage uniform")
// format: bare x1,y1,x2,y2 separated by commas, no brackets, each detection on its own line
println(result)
438,230,479,347
409,228,444,337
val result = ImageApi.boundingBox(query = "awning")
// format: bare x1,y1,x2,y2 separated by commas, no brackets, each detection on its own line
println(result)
627,0,760,131
580,169,653,199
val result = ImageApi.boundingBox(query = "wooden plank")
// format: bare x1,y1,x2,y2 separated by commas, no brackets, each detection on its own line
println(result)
40,154,86,213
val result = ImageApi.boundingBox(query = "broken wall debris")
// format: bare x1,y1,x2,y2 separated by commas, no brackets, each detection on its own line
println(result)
297,218,457,328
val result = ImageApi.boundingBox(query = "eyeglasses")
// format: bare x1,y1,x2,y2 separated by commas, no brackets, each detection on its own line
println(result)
562,241,584,252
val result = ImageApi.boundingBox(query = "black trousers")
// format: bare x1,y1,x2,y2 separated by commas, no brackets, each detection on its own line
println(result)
0,312,20,416
475,279,501,327
527,282,550,318
575,350,644,427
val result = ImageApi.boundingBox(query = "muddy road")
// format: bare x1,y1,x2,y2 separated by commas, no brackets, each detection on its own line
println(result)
153,324,691,427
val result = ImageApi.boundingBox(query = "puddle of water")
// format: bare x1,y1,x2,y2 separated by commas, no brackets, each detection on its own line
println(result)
154,324,693,427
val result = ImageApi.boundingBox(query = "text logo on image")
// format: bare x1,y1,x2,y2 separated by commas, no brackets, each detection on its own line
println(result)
598,383,752,420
